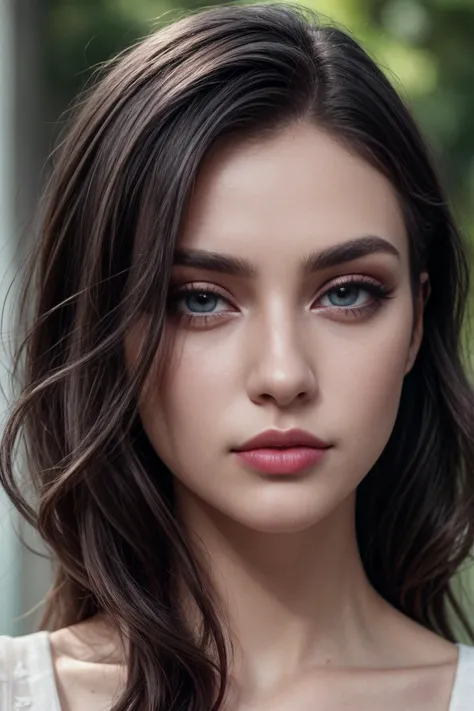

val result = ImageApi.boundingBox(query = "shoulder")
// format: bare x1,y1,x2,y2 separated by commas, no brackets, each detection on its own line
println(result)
0,617,125,711
48,616,126,711
0,631,61,710
49,615,124,665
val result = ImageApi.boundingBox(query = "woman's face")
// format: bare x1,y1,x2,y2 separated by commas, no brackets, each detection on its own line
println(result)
128,121,426,533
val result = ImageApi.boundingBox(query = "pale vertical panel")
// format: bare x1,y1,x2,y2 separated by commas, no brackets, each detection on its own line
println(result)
0,0,21,636
12,0,52,636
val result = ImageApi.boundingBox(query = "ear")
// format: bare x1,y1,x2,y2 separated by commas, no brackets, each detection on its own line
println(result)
404,272,430,375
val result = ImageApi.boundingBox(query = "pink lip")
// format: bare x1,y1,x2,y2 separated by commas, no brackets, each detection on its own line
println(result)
235,447,328,474
233,428,331,475
235,428,331,451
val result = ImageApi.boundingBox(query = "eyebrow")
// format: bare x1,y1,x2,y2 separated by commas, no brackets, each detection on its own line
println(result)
173,236,400,278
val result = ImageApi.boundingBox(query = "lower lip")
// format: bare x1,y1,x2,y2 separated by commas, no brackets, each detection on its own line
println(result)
234,447,329,475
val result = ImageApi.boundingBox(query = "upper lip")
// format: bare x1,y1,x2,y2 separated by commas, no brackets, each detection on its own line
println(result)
234,428,331,451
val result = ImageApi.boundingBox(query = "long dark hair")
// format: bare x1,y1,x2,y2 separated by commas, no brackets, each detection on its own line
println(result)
1,3,473,709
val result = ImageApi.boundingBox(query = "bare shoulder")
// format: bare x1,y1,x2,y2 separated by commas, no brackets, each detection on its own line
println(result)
49,614,126,711
367,602,460,707
379,602,459,666
315,606,460,711
49,613,125,664
257,607,461,711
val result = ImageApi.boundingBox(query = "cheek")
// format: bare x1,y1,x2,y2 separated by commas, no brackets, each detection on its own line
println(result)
321,302,413,457
138,333,236,466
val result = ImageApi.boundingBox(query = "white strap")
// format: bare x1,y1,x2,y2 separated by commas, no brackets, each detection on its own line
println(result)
0,632,62,711
450,643,474,711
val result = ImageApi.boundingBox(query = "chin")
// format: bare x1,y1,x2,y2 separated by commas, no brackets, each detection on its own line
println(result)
222,497,338,534
241,518,321,534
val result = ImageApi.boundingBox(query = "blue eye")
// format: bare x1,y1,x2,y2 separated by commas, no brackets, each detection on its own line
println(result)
168,286,232,318
324,285,365,308
316,279,394,318
167,277,394,329
182,291,220,313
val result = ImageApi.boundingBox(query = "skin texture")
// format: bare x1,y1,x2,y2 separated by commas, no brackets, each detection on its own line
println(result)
50,122,459,710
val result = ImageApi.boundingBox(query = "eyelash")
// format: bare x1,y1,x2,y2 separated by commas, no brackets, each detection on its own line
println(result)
167,276,395,328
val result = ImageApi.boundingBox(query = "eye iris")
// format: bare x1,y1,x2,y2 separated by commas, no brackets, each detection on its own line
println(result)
186,292,217,313
329,285,359,307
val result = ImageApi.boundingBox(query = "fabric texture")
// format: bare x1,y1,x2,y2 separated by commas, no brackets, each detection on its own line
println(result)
0,632,61,710
0,632,473,710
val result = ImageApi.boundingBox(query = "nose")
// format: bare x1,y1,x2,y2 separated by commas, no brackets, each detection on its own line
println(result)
245,306,318,408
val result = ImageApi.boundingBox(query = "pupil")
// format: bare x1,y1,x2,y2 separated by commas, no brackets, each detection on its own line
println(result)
187,292,217,313
331,286,358,306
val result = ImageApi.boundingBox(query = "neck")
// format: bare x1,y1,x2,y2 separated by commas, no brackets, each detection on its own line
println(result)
175,487,391,696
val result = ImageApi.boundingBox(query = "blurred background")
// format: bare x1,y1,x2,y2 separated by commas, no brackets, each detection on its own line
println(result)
0,0,473,638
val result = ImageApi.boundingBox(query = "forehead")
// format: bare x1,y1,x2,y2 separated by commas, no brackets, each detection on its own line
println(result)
180,122,408,264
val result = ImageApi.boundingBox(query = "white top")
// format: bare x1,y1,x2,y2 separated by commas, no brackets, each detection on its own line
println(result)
0,632,473,710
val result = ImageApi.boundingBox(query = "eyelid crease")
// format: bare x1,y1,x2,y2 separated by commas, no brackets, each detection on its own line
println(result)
170,274,391,299
168,281,233,302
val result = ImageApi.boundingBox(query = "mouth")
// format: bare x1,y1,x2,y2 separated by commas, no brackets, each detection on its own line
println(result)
234,428,331,452
233,446,329,475
232,429,332,475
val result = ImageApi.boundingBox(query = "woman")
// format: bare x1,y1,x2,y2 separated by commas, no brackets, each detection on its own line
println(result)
0,3,473,710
